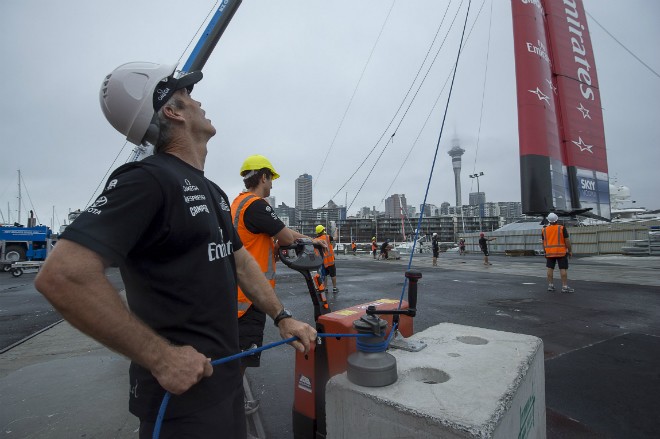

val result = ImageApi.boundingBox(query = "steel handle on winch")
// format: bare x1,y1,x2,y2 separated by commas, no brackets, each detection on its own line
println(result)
405,269,422,315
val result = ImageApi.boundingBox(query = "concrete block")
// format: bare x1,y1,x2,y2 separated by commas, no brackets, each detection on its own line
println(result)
326,323,545,439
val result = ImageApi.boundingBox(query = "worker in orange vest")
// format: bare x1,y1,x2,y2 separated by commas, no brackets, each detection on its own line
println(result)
232,155,326,412
371,237,378,259
316,225,338,293
542,212,574,293
351,240,357,255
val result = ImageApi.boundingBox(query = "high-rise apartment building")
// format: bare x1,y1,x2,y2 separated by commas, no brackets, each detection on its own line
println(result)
295,174,313,210
385,194,408,218
469,192,486,206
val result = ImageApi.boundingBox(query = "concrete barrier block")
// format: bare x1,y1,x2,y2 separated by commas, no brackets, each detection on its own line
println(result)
326,323,545,439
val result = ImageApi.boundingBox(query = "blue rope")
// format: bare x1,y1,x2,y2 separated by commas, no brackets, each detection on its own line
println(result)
152,332,371,439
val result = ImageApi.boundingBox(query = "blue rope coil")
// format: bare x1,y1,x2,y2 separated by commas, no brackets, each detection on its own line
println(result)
152,332,371,439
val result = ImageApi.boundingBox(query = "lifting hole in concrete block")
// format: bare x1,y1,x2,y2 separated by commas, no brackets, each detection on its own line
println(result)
456,335,489,345
405,367,450,385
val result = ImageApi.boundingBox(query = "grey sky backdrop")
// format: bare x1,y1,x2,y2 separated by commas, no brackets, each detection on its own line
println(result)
1,0,658,230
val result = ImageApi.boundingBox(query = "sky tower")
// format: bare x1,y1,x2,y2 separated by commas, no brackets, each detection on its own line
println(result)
448,140,465,207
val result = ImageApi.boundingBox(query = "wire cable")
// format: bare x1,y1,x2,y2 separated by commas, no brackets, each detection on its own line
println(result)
314,0,397,191
327,0,457,210
470,0,493,177
378,0,488,209
586,11,659,80
403,0,472,280
84,140,129,210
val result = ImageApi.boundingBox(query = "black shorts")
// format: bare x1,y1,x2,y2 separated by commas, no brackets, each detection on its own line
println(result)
325,264,337,278
481,248,489,256
139,384,246,439
433,249,439,258
238,305,267,368
546,256,569,270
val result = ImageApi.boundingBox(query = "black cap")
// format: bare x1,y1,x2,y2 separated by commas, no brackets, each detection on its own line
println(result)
152,70,203,112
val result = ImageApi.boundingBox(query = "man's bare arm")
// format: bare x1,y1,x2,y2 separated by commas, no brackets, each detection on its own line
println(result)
34,239,212,394
273,227,327,249
234,247,316,352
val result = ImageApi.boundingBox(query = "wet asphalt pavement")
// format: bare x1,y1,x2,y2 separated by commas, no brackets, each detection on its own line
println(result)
1,251,659,438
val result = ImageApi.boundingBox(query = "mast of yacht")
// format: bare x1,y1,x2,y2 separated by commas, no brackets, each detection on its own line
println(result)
17,170,21,225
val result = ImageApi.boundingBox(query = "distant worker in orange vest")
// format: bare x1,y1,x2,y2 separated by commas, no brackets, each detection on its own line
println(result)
316,225,338,293
351,240,357,255
542,212,574,293
232,155,325,413
371,237,378,259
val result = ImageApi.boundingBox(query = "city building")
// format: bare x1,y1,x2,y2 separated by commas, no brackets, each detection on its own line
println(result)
274,202,297,228
264,196,276,208
295,174,313,211
384,194,408,219
440,202,450,215
469,192,486,206
419,203,439,217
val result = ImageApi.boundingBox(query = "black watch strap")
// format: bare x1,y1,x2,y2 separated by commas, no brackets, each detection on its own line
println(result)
273,308,293,327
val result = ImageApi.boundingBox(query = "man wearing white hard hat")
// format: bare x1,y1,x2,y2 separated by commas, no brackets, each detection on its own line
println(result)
432,232,440,266
542,212,574,293
36,62,316,437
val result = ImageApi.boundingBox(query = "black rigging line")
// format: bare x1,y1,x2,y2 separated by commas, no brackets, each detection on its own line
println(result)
85,141,129,209
470,0,493,182
314,0,397,191
586,11,659,80
176,1,220,67
347,1,463,212
378,0,488,208
412,0,472,255
325,0,456,209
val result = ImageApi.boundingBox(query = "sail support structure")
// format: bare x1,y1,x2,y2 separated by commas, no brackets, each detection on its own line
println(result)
511,0,610,218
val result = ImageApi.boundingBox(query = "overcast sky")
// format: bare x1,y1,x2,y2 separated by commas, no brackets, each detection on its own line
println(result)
1,0,658,229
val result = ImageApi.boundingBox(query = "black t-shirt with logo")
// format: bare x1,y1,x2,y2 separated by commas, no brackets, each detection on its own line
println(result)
242,198,286,237
61,153,243,420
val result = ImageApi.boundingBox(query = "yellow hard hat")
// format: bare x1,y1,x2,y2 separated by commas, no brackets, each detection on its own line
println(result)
315,225,325,234
240,155,280,180
372,237,376,241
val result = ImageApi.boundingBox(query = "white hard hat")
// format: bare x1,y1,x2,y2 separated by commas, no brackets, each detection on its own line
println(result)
433,232,437,237
99,62,202,145
547,212,559,223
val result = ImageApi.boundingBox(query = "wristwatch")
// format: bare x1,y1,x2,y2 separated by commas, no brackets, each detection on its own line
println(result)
273,308,293,327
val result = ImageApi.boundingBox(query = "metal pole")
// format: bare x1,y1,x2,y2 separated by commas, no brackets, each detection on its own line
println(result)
17,170,21,225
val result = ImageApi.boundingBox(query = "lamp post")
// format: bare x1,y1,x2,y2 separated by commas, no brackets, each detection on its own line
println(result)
469,172,484,232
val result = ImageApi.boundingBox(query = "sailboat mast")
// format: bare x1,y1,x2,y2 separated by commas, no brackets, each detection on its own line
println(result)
17,170,21,225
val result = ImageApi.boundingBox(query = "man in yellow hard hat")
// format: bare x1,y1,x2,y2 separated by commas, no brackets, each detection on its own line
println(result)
316,224,338,293
231,155,325,408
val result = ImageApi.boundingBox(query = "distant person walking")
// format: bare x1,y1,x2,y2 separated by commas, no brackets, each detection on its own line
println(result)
459,238,466,256
379,240,390,260
432,232,440,266
479,232,496,265
351,240,357,255
371,237,378,259
542,212,574,293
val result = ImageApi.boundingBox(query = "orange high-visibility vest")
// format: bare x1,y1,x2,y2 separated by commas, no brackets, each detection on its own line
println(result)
231,192,276,318
542,224,567,258
318,233,335,267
